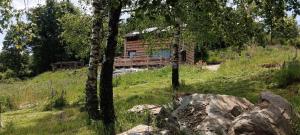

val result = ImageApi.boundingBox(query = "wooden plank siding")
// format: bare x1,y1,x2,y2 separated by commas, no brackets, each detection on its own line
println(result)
186,45,195,64
114,36,195,68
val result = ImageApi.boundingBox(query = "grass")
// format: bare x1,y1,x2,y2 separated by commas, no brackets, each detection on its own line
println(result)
0,46,300,134
276,60,300,87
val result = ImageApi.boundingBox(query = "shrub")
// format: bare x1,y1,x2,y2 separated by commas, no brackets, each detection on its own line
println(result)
0,96,16,112
43,90,67,111
0,73,3,80
1,121,15,134
276,60,300,87
3,69,16,79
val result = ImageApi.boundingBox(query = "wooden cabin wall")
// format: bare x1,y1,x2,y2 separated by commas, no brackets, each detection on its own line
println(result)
125,40,147,57
124,39,171,57
186,45,195,64
123,37,195,64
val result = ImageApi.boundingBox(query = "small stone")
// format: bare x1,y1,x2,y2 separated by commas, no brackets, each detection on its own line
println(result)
128,104,161,115
118,125,154,135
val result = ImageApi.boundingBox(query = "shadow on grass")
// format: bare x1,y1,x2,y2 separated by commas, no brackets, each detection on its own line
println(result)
0,108,96,135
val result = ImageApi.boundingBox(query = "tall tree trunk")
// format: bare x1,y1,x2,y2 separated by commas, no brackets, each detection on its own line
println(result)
172,22,180,90
85,0,105,120
99,1,122,134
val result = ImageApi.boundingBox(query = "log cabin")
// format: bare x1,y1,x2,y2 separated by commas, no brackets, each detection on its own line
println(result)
114,28,195,68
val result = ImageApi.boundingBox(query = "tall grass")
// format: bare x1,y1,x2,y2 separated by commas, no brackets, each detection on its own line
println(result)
276,60,300,87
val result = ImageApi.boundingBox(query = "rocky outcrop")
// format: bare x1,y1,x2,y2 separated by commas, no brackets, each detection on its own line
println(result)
228,92,294,135
156,92,297,135
157,94,254,135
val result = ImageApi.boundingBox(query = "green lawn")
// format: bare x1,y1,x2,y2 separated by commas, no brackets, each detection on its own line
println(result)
0,46,300,134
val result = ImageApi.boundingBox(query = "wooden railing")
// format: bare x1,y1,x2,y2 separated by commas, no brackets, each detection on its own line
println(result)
51,61,84,71
114,56,170,68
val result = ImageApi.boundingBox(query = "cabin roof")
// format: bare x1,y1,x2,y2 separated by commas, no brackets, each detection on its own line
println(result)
125,27,158,37
125,27,171,38
125,25,187,38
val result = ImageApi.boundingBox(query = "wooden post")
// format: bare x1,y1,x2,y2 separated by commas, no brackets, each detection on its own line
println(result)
160,57,163,66
124,39,127,58
131,58,133,68
147,56,149,68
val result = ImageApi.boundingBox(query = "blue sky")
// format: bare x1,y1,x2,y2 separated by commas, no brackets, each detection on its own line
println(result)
0,0,300,51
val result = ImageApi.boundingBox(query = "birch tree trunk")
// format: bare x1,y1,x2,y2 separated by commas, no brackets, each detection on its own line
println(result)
172,22,180,89
85,0,105,120
99,0,122,134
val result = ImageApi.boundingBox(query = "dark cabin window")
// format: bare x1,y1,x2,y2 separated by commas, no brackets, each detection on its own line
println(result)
151,49,171,58
128,51,136,58
181,50,186,62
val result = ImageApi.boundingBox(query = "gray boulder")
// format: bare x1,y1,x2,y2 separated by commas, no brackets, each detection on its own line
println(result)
228,92,294,135
156,92,297,135
157,94,254,135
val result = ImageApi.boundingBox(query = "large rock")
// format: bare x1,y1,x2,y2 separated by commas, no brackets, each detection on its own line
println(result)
156,92,296,135
157,94,254,135
228,92,294,135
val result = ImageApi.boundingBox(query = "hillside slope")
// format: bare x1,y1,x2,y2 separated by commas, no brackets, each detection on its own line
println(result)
0,46,300,134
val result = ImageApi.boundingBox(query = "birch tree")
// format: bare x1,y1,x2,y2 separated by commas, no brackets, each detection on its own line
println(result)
85,0,106,120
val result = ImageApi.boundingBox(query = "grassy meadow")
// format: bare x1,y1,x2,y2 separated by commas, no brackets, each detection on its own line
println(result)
1,46,300,134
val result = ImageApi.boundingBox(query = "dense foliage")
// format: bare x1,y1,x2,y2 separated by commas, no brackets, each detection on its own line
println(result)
28,1,79,74
60,13,92,61
0,0,12,32
0,23,30,78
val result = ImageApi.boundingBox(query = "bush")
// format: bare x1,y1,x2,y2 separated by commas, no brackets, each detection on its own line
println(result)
3,69,16,79
276,60,300,87
0,96,17,112
0,73,3,80
43,90,67,111
194,45,209,62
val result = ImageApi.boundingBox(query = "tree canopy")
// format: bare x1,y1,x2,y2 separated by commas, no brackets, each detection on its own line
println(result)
28,0,79,74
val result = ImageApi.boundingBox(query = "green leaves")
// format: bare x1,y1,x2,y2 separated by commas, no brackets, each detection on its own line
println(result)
0,0,12,33
60,13,92,60
2,22,33,51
